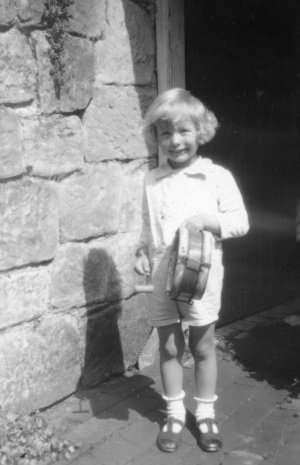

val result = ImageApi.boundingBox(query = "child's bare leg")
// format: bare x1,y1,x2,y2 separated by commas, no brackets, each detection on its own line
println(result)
156,323,186,452
157,322,185,398
189,323,222,452
189,323,217,399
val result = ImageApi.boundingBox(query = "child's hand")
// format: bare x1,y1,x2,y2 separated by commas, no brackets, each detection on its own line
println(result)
134,251,151,276
180,214,221,235
180,215,204,233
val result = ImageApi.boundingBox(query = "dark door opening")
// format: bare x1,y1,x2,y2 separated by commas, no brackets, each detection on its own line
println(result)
185,1,300,323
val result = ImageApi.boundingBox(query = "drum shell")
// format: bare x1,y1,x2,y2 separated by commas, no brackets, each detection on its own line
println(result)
166,228,213,303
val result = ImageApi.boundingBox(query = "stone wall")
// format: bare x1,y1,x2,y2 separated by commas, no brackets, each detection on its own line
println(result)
0,0,157,413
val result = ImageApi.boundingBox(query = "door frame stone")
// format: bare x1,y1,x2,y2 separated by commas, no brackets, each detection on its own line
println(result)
156,0,185,92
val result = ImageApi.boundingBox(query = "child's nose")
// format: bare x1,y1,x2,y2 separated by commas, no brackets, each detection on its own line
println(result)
170,132,181,145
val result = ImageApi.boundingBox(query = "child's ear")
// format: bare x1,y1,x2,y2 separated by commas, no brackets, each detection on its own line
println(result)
197,132,205,145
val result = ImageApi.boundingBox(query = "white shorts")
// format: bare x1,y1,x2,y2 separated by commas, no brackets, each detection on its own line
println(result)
147,246,224,328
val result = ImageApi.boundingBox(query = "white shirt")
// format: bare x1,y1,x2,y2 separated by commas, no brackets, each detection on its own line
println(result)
138,157,249,253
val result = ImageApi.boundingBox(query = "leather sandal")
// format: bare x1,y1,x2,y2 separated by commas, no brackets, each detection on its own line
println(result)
197,418,222,452
156,417,185,453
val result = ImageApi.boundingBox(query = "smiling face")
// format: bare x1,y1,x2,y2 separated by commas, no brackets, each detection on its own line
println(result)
155,118,199,169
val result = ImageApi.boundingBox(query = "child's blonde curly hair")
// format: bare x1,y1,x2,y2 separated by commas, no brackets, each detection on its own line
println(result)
143,88,219,153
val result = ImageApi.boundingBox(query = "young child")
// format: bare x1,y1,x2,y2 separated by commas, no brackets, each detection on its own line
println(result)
134,88,249,453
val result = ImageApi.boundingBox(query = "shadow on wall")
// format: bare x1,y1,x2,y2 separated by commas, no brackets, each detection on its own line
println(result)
73,248,163,422
77,248,125,391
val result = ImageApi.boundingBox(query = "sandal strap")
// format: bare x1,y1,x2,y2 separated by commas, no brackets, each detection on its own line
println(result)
166,417,185,428
197,417,217,427
157,417,185,453
197,417,222,453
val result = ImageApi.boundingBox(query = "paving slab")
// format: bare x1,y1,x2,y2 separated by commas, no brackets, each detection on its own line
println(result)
42,296,300,465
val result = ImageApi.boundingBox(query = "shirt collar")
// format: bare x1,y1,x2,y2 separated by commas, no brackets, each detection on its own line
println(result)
154,157,213,180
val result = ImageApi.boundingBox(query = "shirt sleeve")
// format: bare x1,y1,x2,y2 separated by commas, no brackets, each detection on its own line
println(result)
214,168,249,240
136,179,151,250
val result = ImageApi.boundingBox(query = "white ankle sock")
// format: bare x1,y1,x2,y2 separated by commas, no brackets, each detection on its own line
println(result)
162,390,186,432
194,395,219,433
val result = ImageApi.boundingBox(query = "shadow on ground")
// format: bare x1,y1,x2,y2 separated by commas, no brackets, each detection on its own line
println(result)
219,317,300,400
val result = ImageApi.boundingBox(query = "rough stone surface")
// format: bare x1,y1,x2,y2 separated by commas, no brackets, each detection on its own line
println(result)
68,0,106,38
118,294,150,368
84,85,156,161
0,178,59,271
77,295,150,389
50,232,140,312
23,115,85,177
16,0,44,27
32,31,94,114
0,30,37,104
119,159,150,233
0,0,16,27
0,0,157,414
59,164,123,242
77,303,125,389
95,0,155,86
0,106,24,179
0,267,50,330
0,315,81,413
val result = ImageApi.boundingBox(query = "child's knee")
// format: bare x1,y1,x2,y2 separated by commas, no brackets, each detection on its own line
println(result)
160,338,184,358
190,337,215,361
158,327,185,359
158,325,185,358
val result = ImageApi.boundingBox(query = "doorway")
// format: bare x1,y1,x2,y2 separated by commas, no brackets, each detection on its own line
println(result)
184,1,300,323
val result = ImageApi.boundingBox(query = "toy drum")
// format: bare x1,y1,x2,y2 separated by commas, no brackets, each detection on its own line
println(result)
166,227,213,304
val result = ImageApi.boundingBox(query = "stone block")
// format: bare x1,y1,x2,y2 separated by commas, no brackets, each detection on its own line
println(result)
0,267,50,330
77,295,150,389
0,106,24,179
84,85,156,161
0,315,81,413
16,0,44,27
95,0,155,86
68,0,106,38
23,115,85,177
50,232,140,311
0,0,16,27
0,30,36,104
119,159,149,233
59,164,122,242
32,31,94,114
118,294,150,368
50,242,118,312
0,178,59,271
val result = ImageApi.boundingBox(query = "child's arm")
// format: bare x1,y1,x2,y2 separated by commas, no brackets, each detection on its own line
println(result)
180,169,249,240
134,182,151,275
180,214,221,235
214,169,249,239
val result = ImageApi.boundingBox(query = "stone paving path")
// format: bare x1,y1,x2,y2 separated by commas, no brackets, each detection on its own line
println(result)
42,298,300,465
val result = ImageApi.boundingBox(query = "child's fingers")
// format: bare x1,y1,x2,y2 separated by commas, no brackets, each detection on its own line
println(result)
180,216,204,232
134,256,151,275
134,260,145,275
142,256,151,274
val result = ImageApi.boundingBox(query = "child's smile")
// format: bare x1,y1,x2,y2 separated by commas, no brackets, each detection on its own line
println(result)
156,119,199,169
